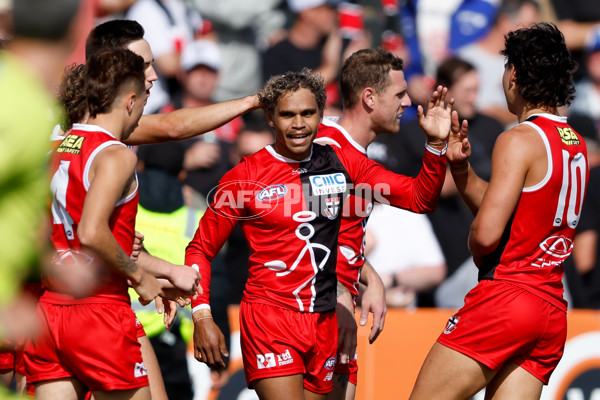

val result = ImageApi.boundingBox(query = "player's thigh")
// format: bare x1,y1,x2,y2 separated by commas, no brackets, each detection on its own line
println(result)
484,362,543,400
326,374,356,400
410,342,496,400
93,386,151,400
253,374,307,400
34,377,87,400
138,335,167,400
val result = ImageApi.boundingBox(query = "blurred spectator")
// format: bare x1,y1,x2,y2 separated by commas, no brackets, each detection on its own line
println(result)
457,0,540,128
398,0,499,120
126,0,204,114
262,0,371,113
569,29,600,129
552,0,600,81
365,204,446,308
187,0,286,102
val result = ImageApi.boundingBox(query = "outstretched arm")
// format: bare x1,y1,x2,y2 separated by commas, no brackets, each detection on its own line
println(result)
124,95,260,145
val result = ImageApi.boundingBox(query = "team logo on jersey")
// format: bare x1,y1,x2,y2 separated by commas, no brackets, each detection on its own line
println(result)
56,134,85,154
324,197,341,220
324,357,337,371
557,127,580,146
256,353,276,369
443,315,460,334
256,184,288,201
134,362,147,377
324,371,334,381
277,349,294,366
309,173,346,195
532,235,574,268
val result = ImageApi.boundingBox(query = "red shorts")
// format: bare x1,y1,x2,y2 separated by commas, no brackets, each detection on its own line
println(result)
240,301,338,394
135,314,146,338
437,279,566,384
0,349,14,372
23,301,149,391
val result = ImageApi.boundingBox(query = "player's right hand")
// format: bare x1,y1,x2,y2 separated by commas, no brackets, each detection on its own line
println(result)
131,270,162,306
193,317,229,370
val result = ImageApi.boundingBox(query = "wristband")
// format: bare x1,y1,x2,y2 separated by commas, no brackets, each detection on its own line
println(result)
192,309,213,323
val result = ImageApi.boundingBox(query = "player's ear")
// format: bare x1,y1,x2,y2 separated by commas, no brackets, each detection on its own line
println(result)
126,93,137,115
362,87,376,110
265,113,275,129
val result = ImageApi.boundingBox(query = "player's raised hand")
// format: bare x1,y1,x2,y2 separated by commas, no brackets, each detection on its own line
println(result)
446,110,471,168
417,85,454,143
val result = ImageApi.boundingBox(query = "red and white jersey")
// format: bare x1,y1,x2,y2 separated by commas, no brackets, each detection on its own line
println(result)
479,114,589,311
315,118,445,296
186,141,445,313
46,123,138,304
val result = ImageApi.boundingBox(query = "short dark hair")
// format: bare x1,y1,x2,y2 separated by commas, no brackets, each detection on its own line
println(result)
500,22,577,108
85,19,145,61
259,68,326,117
436,57,476,89
340,48,404,109
85,49,146,118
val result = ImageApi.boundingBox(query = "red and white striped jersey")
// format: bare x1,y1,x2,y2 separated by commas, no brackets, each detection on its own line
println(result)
46,123,138,304
479,114,589,311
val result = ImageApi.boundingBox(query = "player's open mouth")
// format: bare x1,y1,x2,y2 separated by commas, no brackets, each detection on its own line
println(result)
288,133,310,142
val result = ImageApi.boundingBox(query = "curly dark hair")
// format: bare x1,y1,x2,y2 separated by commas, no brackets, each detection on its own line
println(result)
85,49,146,118
59,63,87,130
340,48,404,110
500,22,577,108
259,69,326,117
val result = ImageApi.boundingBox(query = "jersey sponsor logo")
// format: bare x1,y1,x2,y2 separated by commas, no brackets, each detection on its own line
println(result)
556,127,581,146
309,173,346,195
532,235,574,268
134,362,147,377
256,353,276,369
324,357,337,370
277,349,294,366
256,184,288,202
56,134,85,154
443,314,460,334
324,196,340,220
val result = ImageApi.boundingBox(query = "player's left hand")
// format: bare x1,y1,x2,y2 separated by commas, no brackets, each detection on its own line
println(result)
336,288,357,364
359,279,387,344
155,297,178,329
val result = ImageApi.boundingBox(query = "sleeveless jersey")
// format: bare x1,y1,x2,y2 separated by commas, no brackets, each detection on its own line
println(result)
46,123,139,304
479,114,589,311
186,141,446,313
315,118,446,297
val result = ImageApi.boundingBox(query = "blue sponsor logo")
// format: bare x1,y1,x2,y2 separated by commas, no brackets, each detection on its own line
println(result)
309,173,346,195
256,184,287,201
